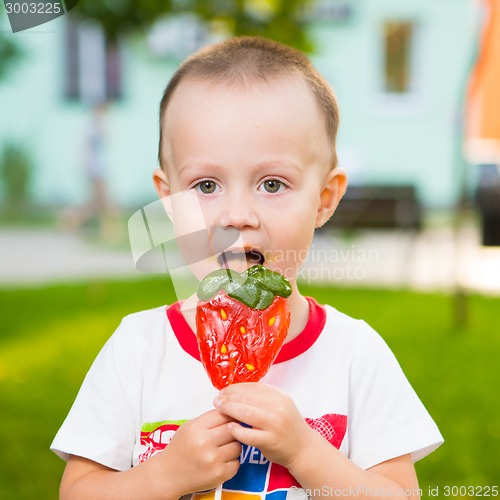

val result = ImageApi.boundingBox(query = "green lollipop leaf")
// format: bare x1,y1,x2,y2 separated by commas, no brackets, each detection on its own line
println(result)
197,265,291,309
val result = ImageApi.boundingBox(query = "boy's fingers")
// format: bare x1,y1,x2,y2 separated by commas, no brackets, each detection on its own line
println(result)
216,398,272,430
227,422,267,448
214,390,264,410
210,419,240,447
214,385,288,428
200,408,236,428
217,383,285,407
219,440,243,462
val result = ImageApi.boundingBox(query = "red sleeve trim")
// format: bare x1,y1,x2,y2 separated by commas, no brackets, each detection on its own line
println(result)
275,297,326,362
166,296,326,363
167,302,201,361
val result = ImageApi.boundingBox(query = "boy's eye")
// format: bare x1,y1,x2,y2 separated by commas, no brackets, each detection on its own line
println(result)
196,180,218,194
260,179,285,194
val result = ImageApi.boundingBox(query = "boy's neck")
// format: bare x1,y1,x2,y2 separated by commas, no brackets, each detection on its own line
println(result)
179,286,310,343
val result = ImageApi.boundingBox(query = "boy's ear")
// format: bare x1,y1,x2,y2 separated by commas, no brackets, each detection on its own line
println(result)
315,168,348,228
153,168,173,219
153,168,171,199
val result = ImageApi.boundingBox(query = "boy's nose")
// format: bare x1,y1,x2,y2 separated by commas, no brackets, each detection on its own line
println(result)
219,195,260,230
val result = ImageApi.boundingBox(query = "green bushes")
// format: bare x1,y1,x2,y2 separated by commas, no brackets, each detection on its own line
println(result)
0,141,33,216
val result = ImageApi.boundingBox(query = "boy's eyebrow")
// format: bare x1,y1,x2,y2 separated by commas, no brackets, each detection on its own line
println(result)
256,159,303,174
177,161,221,176
177,158,304,176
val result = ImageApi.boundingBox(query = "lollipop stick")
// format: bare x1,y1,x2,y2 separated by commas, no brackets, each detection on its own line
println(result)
214,484,223,500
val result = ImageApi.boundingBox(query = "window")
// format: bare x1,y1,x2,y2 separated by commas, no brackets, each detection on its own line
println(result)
382,20,414,94
63,16,122,103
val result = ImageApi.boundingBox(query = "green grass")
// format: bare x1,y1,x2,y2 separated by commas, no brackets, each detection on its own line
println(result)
1,279,499,498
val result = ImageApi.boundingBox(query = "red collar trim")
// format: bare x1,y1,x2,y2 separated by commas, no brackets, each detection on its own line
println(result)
166,297,326,363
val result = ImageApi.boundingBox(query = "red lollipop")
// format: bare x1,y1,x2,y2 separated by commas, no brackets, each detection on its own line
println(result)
196,265,291,390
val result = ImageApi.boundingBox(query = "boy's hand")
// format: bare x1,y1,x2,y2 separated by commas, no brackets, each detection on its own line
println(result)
155,409,242,497
213,383,314,469
60,410,241,500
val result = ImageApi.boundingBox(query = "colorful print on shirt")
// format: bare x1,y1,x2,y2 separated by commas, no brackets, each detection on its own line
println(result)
139,414,347,500
139,419,187,462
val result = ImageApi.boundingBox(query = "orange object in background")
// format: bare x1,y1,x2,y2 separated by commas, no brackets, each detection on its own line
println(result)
466,0,500,246
466,0,500,162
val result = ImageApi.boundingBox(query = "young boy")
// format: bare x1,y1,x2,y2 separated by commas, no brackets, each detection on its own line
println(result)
52,37,443,499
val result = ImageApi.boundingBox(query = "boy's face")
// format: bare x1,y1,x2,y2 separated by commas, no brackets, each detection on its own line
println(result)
155,75,346,285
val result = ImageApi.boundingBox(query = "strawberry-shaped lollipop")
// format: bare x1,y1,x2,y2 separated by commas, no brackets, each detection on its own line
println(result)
196,265,292,390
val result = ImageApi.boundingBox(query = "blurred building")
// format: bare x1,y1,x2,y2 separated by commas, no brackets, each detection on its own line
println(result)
0,0,480,210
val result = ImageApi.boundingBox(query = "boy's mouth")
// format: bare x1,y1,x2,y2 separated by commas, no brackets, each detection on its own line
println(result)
217,250,265,269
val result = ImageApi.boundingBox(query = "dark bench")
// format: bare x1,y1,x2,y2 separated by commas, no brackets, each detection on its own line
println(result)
476,164,500,246
320,184,422,231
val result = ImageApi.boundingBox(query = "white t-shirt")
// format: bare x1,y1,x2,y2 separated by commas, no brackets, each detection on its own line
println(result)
51,298,443,498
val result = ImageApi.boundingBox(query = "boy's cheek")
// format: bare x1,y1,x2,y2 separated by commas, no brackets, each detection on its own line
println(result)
167,191,219,266
169,191,207,235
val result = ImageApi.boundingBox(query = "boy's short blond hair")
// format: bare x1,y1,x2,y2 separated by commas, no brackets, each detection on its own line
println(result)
158,36,339,169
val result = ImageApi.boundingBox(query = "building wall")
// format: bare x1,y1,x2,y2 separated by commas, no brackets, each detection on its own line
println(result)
0,1,481,209
0,14,175,208
310,0,480,206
